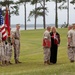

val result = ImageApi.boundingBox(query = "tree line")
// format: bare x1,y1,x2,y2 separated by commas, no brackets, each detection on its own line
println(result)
0,0,75,30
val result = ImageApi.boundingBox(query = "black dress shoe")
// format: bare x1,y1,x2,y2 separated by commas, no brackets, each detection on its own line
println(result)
70,60,74,63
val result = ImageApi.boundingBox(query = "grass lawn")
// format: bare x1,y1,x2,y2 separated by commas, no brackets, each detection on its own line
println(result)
0,28,75,75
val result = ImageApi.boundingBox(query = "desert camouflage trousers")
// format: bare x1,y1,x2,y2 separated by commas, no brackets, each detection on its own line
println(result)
14,39,20,61
68,47,75,61
5,44,12,62
43,47,50,62
0,43,5,62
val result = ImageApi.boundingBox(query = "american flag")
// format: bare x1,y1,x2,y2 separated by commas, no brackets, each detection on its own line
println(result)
0,8,7,41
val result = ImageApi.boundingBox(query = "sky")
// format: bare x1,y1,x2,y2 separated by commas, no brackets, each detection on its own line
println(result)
10,0,75,25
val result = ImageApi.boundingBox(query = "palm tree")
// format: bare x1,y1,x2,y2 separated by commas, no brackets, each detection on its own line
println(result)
0,0,19,15
29,0,50,29
29,0,37,29
0,0,19,26
23,0,31,30
16,0,31,30
41,0,46,29
35,2,37,29
52,0,66,27
67,0,69,26
70,0,75,3
55,0,58,28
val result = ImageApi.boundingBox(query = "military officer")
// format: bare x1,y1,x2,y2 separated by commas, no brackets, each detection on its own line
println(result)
43,26,51,65
13,24,21,64
0,27,5,66
4,28,13,65
67,24,75,62
0,27,2,65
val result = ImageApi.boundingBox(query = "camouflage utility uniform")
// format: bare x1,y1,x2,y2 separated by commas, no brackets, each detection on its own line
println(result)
14,30,20,64
67,29,75,62
0,32,5,65
43,30,51,65
5,42,12,64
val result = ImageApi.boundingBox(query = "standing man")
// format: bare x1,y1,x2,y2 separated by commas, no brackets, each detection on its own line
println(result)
0,27,3,65
5,41,12,65
13,24,21,64
8,28,13,64
4,28,13,65
0,27,5,66
43,26,51,65
67,24,75,62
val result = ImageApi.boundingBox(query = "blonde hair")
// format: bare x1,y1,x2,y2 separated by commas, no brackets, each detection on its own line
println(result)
51,26,57,32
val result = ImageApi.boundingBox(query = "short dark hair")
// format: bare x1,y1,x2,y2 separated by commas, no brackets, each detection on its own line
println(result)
16,24,20,27
72,23,75,26
47,26,51,29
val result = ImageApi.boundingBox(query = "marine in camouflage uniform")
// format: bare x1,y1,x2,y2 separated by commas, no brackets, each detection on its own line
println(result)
0,28,5,66
4,29,13,65
43,26,51,65
5,41,12,65
13,24,21,64
67,24,75,62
